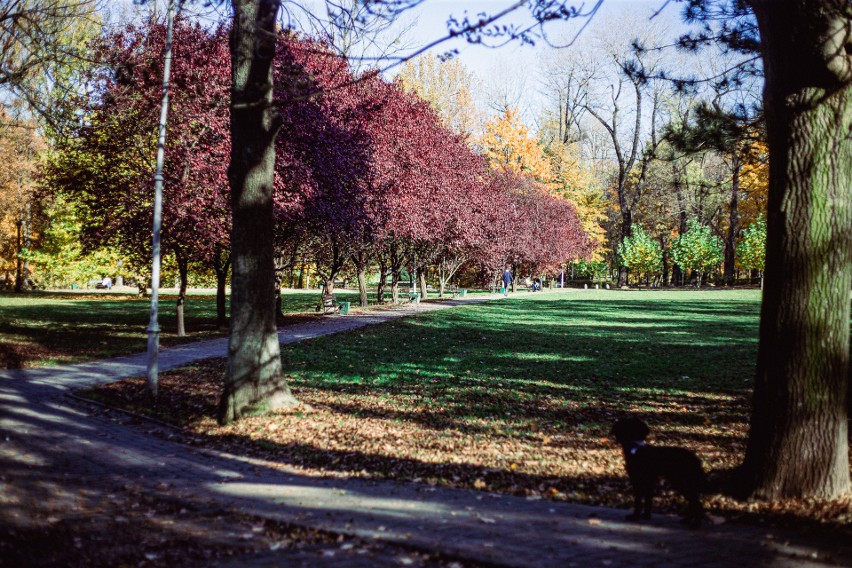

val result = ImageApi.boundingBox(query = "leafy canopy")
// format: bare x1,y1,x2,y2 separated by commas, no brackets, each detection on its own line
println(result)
670,219,724,274
737,214,766,272
617,226,662,278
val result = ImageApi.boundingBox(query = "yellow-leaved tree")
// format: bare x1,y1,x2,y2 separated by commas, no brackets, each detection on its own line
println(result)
396,54,480,136
479,108,606,261
543,140,607,258
479,108,553,184
737,138,769,230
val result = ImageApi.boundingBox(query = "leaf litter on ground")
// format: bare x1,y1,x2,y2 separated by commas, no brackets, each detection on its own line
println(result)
85,356,852,538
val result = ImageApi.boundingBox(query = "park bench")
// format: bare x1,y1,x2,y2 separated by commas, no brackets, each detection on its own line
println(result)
395,292,419,304
316,292,341,315
447,284,467,298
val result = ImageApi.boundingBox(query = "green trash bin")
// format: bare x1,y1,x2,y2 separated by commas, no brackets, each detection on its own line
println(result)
339,301,350,315
460,288,468,297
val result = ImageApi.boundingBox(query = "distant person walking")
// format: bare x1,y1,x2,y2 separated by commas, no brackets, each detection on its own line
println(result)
501,267,513,297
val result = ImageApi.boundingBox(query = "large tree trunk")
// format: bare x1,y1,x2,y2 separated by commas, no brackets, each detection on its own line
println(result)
218,0,298,425
739,1,851,500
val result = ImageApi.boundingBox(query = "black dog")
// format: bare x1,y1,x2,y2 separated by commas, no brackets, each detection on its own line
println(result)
611,417,705,527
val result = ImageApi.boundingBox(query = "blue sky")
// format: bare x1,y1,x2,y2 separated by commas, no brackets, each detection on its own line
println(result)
396,0,685,72
387,0,691,125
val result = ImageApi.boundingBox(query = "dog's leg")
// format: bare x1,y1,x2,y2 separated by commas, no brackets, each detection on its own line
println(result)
681,490,703,528
626,490,644,521
640,486,653,519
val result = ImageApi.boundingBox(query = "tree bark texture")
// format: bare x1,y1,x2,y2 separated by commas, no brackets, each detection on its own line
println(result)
391,271,400,304
351,250,370,307
660,235,669,286
418,271,428,300
218,0,298,425
356,269,368,306
741,0,851,500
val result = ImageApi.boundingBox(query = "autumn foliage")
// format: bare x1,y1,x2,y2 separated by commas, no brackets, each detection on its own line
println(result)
43,21,591,303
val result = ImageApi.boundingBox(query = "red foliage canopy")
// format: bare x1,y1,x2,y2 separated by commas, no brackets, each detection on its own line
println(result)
46,17,232,269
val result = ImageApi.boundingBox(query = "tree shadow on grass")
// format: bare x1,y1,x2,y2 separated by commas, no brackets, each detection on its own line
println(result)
87,356,755,508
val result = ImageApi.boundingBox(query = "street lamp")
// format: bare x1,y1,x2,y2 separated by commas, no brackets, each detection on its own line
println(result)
146,0,177,399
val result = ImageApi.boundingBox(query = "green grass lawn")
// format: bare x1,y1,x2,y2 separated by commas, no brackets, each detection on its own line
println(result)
0,288,442,368
296,288,760,398
87,289,852,531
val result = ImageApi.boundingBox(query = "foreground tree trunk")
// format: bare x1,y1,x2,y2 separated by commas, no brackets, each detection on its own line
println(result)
218,0,298,425
739,1,851,500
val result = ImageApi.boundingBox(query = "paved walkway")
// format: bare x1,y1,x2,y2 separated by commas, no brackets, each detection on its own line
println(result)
2,294,851,567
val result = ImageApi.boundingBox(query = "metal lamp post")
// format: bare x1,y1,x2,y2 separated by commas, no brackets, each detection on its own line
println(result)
146,0,177,399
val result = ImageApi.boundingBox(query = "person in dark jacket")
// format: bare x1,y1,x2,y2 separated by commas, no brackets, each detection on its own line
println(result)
501,267,513,297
